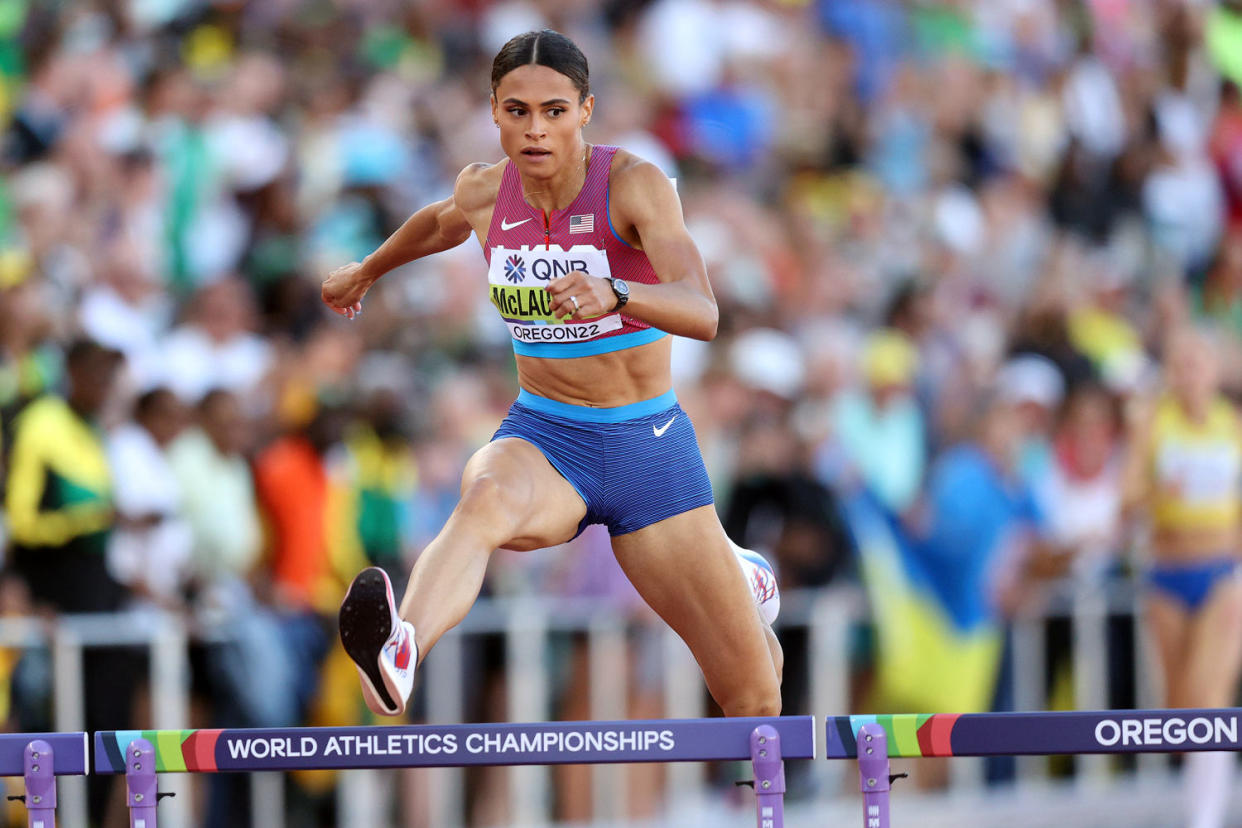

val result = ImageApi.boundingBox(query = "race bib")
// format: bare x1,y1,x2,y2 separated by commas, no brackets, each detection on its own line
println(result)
1157,443,1242,503
487,245,622,342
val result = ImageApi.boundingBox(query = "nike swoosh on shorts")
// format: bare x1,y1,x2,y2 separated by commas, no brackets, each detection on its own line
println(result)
653,416,677,437
501,218,531,230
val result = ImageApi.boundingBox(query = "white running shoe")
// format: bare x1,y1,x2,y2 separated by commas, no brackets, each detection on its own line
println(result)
731,541,781,625
339,567,417,716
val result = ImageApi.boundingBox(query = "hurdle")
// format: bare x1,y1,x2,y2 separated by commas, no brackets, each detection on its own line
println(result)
827,707,1242,827
0,733,88,828
95,716,815,827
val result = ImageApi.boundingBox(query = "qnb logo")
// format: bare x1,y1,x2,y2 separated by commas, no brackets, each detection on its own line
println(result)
504,255,526,283
1094,715,1238,747
530,258,590,281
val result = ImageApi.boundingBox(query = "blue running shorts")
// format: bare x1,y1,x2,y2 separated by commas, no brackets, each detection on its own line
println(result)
492,388,715,537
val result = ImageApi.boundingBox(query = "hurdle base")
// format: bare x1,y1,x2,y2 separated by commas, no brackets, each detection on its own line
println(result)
857,723,892,828
750,724,786,828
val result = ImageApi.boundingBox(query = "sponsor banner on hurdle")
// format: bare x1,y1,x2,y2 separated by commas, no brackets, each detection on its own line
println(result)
825,708,1242,759
95,716,815,774
0,733,88,776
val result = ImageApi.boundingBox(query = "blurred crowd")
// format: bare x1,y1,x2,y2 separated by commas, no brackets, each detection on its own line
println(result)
3,0,1242,824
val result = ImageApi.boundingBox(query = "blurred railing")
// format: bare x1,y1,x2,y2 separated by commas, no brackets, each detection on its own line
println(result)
0,577,1174,827
0,610,194,828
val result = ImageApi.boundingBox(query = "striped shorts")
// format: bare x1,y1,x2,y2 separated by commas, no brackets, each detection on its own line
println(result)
492,388,715,537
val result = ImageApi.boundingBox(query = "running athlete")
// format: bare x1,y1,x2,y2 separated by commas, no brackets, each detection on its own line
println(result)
1122,327,1242,828
322,30,782,720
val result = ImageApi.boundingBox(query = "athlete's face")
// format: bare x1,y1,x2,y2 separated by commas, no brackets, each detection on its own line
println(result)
491,64,593,180
1166,329,1218,409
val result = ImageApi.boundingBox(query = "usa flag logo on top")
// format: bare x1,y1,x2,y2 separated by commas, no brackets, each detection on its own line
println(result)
569,214,594,234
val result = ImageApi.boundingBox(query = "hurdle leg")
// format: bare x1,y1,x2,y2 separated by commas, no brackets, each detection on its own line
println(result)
125,738,159,828
24,740,55,828
856,723,891,828
750,724,785,828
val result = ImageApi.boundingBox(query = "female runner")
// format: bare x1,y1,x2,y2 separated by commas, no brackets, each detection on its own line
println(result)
1122,327,1242,828
323,29,782,720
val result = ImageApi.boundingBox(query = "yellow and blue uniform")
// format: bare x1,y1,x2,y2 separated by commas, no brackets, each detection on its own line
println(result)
1145,394,1242,611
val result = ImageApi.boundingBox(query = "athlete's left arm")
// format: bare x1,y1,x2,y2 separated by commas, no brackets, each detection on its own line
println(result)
545,162,718,340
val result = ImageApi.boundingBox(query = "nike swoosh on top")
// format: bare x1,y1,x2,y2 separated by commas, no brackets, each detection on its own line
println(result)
653,416,677,437
501,218,532,230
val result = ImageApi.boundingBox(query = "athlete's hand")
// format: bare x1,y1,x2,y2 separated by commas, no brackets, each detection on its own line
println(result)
546,271,616,320
321,261,373,320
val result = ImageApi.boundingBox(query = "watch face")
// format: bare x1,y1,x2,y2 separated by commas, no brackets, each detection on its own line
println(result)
614,279,629,296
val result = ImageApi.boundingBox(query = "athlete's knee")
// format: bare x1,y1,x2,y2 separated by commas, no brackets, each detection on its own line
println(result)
718,669,782,717
720,687,782,718
458,473,525,516
765,626,784,684
454,474,529,542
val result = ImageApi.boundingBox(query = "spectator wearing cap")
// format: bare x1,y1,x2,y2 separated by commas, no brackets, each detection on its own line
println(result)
823,328,925,515
996,354,1065,484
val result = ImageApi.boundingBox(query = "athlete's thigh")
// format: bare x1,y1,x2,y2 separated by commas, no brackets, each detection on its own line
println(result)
1183,576,1242,708
610,505,778,705
1145,593,1192,707
460,437,587,550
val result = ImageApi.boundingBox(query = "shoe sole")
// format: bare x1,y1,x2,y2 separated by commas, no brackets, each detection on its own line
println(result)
339,568,399,713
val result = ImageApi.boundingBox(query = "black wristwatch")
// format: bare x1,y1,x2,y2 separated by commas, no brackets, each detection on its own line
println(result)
607,277,630,312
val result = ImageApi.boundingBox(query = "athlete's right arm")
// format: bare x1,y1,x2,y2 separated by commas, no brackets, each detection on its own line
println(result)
321,164,490,317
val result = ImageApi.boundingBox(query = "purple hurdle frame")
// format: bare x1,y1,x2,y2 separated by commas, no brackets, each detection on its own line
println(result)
0,733,88,828
829,708,1242,827
97,717,817,827
856,723,891,828
23,740,55,828
124,738,158,828
750,724,786,828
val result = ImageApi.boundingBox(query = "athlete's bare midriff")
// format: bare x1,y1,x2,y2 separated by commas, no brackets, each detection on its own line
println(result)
1152,528,1242,564
515,337,673,407
460,154,675,408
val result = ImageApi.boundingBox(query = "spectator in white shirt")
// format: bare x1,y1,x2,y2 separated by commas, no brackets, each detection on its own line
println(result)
157,277,273,404
107,387,194,608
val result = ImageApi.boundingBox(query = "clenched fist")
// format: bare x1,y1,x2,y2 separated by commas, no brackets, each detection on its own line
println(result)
545,271,617,320
322,261,374,320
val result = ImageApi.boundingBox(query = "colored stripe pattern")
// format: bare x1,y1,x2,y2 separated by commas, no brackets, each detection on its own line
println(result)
824,708,1242,759
97,730,223,773
96,717,815,774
